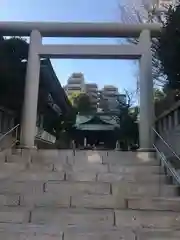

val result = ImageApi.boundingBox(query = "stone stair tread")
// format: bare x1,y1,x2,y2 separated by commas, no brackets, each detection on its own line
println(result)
0,150,179,238
136,228,180,239
0,206,29,224
30,208,114,226
97,172,166,183
71,194,125,209
20,193,70,207
108,165,164,174
0,232,62,239
102,157,159,165
66,171,166,183
0,222,63,235
0,222,135,234
66,171,97,182
127,196,180,211
112,182,178,197
115,209,180,229
11,171,65,181
45,181,111,195
0,181,44,194
63,230,135,240
0,226,135,240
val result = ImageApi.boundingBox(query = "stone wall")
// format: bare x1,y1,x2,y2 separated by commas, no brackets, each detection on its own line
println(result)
155,99,180,159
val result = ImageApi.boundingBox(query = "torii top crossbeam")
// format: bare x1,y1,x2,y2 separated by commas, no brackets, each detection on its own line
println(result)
0,22,161,38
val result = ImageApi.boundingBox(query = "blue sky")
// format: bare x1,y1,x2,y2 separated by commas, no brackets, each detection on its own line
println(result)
0,0,138,92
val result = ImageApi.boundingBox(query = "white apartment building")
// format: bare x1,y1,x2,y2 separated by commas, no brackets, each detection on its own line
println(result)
99,86,127,113
100,85,119,113
85,83,98,110
65,73,85,96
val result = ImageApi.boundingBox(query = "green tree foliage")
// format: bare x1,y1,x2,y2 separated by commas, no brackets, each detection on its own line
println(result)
115,91,139,146
50,109,76,139
157,3,180,90
118,2,169,86
68,92,81,106
74,93,92,114
154,88,166,102
68,92,92,114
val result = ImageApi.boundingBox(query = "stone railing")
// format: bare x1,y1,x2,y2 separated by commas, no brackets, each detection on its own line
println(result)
155,100,180,157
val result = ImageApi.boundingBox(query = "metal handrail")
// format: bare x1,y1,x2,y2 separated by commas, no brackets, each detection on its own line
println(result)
153,144,180,185
152,127,180,162
153,127,180,185
0,124,20,150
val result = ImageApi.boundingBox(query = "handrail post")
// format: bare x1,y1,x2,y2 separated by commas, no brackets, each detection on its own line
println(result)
15,126,18,141
0,124,20,151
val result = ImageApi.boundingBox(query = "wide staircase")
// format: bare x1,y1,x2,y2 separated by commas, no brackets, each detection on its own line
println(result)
0,149,179,239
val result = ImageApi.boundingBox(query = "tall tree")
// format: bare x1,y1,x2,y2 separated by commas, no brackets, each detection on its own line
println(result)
75,93,92,114
115,90,139,147
70,92,92,114
157,3,180,90
118,1,171,87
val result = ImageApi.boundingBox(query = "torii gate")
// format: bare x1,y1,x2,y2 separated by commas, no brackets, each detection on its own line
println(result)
0,22,161,151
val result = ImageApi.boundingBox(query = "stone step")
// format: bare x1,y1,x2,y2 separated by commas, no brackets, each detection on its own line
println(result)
71,194,126,209
6,155,26,163
45,181,111,195
5,169,167,183
0,232,62,239
0,163,26,180
31,208,114,227
70,194,180,210
2,191,180,210
66,171,97,182
0,207,29,224
0,181,44,194
127,197,180,211
71,163,108,173
112,182,178,197
103,159,159,166
115,209,180,229
0,223,180,239
63,229,135,240
66,171,166,183
20,193,70,208
11,171,65,181
0,222,63,235
0,223,134,239
136,229,180,240
109,165,164,174
97,172,167,183
0,194,19,206
0,180,110,195
0,162,26,171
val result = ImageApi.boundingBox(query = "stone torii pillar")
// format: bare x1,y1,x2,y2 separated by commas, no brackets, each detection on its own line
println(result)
20,30,41,148
139,29,154,151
